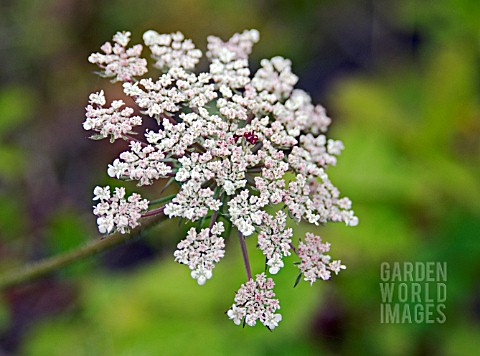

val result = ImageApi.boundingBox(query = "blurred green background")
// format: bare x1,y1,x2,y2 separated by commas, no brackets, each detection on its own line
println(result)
0,0,479,355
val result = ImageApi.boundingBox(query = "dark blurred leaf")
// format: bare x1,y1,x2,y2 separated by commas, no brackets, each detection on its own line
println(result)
0,195,26,240
0,145,26,180
0,86,36,135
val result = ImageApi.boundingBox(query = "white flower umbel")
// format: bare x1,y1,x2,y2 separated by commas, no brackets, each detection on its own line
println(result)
88,31,148,82
252,56,298,99
227,273,282,330
123,69,217,119
207,29,259,60
258,211,293,274
297,232,346,285
107,141,172,186
227,190,266,236
174,222,225,285
86,29,358,329
164,181,222,221
92,186,149,234
143,31,202,70
84,91,142,142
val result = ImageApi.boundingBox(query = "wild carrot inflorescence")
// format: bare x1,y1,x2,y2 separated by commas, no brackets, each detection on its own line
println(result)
85,29,357,330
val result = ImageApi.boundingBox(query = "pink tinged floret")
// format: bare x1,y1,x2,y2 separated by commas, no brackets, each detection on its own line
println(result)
207,29,259,61
227,273,282,330
252,56,298,99
227,190,267,236
107,141,172,186
83,91,142,142
257,211,292,274
143,30,202,70
165,181,221,221
92,186,149,234
88,31,148,82
297,232,346,285
227,305,246,325
174,222,225,285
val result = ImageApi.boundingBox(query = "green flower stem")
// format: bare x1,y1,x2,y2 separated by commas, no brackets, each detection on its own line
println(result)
148,194,177,206
288,242,298,255
238,231,252,280
141,206,165,217
209,210,219,230
123,134,147,146
0,214,165,290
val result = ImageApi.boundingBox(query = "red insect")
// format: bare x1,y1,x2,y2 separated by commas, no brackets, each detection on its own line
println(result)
243,131,258,145
232,131,258,145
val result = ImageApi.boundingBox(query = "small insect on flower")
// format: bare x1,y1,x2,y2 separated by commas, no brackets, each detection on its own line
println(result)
243,131,259,144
